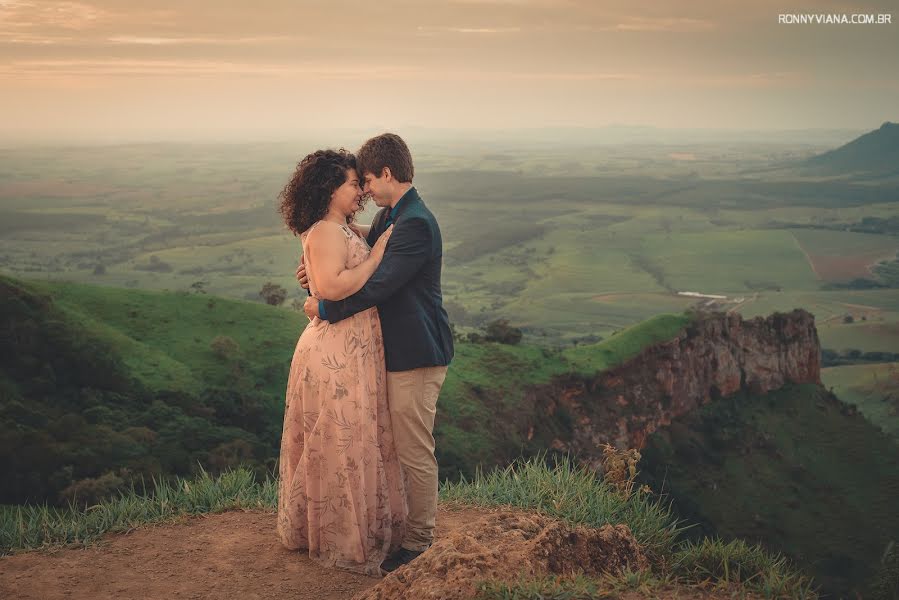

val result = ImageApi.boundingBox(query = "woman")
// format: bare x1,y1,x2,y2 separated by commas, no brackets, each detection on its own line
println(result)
276,148,406,576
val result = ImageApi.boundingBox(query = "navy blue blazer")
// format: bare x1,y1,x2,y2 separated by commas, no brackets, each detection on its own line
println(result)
320,187,454,372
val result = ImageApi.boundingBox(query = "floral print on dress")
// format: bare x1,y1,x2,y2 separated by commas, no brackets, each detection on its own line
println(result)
277,222,407,576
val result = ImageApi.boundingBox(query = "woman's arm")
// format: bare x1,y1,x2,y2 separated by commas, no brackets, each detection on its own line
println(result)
304,222,391,301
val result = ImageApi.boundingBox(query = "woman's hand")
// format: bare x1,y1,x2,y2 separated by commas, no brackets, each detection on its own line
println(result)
369,224,394,263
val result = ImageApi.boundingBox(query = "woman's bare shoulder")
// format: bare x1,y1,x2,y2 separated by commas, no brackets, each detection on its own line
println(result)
304,221,348,247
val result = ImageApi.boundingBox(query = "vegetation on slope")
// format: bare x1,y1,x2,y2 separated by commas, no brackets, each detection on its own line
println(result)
638,383,899,598
0,274,693,504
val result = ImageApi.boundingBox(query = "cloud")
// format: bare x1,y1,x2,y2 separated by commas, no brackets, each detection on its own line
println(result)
0,31,76,43
0,1,106,30
0,58,425,79
106,35,296,46
416,25,522,34
688,71,807,88
593,16,717,32
448,0,559,4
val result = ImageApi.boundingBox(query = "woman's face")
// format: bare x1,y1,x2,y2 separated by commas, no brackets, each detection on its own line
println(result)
329,168,364,218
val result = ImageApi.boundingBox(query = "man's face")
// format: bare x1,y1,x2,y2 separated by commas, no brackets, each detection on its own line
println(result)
363,169,391,207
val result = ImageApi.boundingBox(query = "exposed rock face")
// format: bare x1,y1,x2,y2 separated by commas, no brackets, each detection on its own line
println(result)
532,309,821,469
354,511,647,600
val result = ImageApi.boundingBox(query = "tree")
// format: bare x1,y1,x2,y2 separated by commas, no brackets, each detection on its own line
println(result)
259,282,287,306
484,319,523,345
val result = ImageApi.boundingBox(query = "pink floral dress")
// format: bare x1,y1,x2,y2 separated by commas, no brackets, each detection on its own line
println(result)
277,221,407,576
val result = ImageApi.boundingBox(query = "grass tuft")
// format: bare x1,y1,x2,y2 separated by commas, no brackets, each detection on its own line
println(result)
672,537,818,599
0,464,277,555
439,451,683,558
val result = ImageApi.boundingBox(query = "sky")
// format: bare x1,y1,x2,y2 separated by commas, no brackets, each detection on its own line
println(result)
1,0,897,142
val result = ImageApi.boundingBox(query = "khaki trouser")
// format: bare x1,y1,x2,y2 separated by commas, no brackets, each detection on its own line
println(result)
386,365,448,552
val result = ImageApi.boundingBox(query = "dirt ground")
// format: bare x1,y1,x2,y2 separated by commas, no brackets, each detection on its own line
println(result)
0,504,762,600
0,504,503,600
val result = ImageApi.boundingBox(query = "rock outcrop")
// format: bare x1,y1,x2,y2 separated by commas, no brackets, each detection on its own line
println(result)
531,309,821,469
355,511,647,600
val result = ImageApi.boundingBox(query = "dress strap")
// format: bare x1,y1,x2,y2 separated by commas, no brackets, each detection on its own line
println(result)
304,220,353,239
304,220,324,238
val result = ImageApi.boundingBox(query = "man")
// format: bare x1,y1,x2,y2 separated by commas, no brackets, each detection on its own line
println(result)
297,133,454,573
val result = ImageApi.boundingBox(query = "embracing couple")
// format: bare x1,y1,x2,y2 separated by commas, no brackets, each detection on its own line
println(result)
275,133,454,577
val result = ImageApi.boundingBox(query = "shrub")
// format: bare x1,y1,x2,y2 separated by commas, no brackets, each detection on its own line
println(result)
207,439,255,474
59,471,127,507
870,541,898,600
484,319,523,345
135,255,173,273
259,282,287,306
210,335,239,360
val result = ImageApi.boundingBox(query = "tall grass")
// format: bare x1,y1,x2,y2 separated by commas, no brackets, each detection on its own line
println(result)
2,454,818,599
439,452,683,558
0,465,277,555
672,537,818,599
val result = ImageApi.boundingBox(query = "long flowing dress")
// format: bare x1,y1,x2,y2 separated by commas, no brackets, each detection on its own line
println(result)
277,221,407,576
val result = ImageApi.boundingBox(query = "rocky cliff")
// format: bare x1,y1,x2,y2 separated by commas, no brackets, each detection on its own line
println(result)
529,309,821,469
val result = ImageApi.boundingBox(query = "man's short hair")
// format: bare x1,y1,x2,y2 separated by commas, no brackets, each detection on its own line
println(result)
357,133,414,183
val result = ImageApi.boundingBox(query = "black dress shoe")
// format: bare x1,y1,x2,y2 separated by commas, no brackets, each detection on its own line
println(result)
380,546,428,573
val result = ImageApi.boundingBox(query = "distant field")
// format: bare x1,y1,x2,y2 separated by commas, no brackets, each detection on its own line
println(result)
792,228,899,282
641,229,820,293
822,363,899,438
1,141,896,355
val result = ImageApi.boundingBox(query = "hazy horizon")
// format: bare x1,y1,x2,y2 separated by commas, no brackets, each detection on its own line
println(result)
0,123,886,148
1,0,897,142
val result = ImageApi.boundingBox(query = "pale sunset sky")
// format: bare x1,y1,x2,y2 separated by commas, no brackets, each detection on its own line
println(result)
1,0,897,141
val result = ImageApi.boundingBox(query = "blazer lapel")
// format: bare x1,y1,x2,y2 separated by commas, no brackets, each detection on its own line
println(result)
393,187,421,221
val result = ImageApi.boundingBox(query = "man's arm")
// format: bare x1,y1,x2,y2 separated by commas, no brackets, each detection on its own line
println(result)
321,217,431,323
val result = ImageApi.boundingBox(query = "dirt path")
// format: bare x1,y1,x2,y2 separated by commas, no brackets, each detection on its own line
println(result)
791,231,822,280
0,504,505,600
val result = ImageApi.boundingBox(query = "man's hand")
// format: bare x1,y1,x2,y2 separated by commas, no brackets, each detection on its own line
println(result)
296,254,309,290
303,295,321,320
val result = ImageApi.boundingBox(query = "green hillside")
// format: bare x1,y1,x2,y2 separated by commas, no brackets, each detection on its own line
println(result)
5,276,899,597
0,274,692,505
639,383,899,598
0,274,301,505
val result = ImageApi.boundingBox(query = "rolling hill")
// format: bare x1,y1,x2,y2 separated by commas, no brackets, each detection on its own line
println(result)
802,121,899,177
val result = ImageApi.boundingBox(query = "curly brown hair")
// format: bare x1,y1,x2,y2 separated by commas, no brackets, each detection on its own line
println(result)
357,133,414,183
278,148,357,235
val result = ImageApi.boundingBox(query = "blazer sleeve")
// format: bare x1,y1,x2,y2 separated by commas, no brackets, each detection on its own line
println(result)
321,216,432,323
